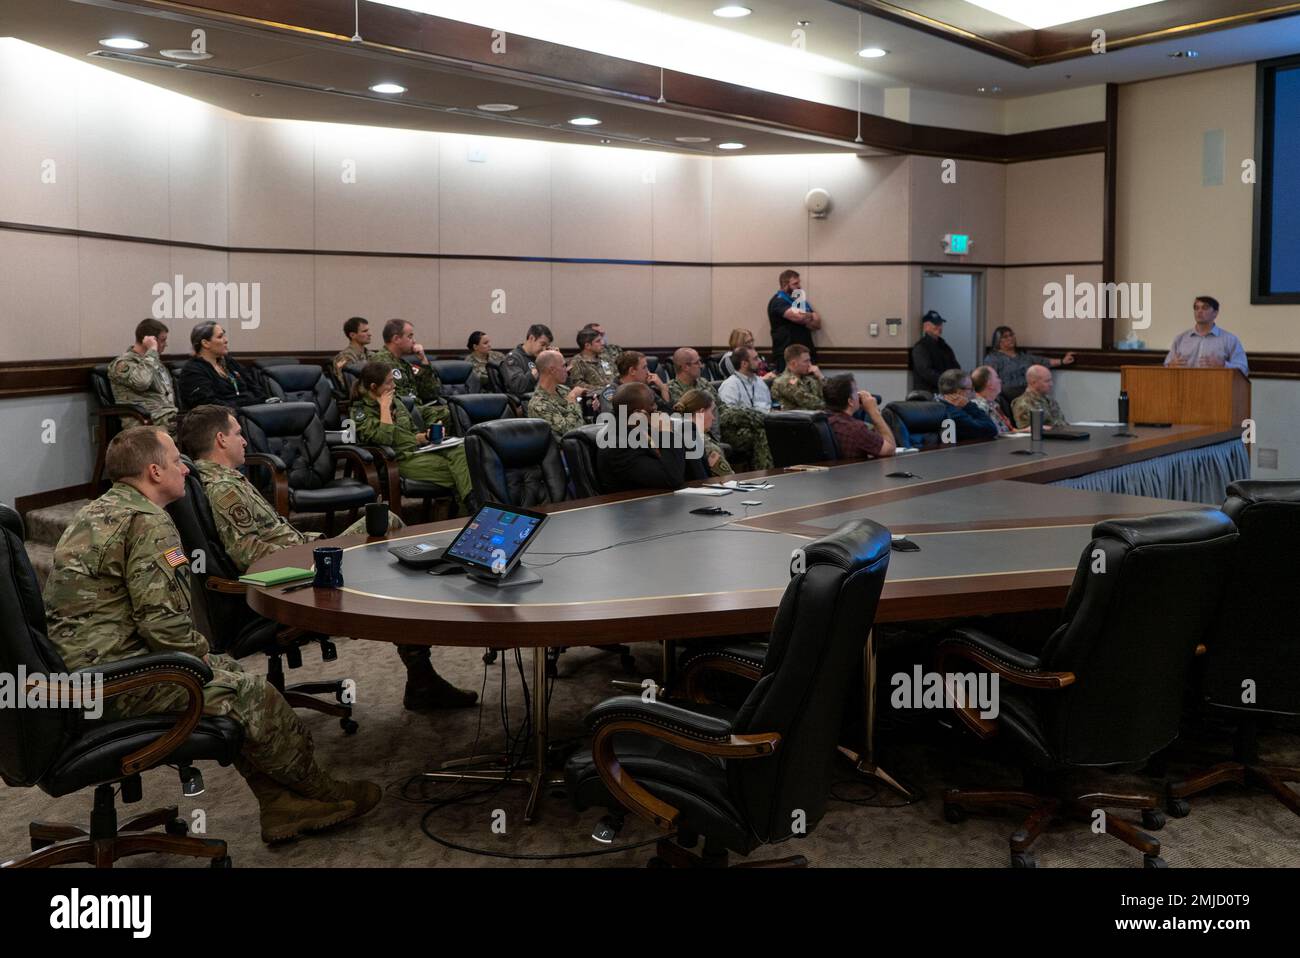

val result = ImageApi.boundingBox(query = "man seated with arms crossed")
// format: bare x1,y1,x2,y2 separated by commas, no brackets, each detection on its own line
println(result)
108,318,178,434
501,324,553,397
332,316,377,386
597,383,707,492
823,375,896,460
528,349,588,440
718,346,773,413
668,347,774,472
179,405,477,712
969,365,1021,434
1011,364,1069,430
600,350,672,413
1164,295,1249,375
938,368,1000,440
568,327,616,390
42,427,380,845
372,318,449,429
769,344,825,410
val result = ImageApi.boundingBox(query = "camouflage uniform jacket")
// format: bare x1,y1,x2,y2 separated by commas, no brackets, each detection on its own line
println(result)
107,348,177,429
527,384,585,439
194,459,317,573
43,482,208,671
332,342,377,375
372,346,443,407
1011,389,1068,429
465,349,506,386
770,370,825,411
569,353,616,389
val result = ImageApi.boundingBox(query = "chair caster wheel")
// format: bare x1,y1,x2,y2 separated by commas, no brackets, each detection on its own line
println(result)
340,718,359,735
1166,797,1190,818
619,654,637,675
482,650,498,665
210,855,233,868
943,803,967,824
165,818,189,837
1141,809,1166,831
646,856,669,869
1009,851,1037,869
1144,854,1167,869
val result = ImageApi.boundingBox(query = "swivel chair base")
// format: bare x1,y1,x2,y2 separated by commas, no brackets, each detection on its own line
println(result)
644,831,807,869
1168,761,1300,817
5,782,231,869
267,643,358,735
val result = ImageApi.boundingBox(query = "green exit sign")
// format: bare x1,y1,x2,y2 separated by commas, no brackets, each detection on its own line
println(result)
943,233,970,255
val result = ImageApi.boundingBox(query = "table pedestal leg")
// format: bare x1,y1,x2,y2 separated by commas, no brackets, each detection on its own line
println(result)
837,628,914,801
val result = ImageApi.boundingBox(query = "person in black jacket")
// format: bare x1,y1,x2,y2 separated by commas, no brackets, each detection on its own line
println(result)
910,310,959,395
597,383,707,492
500,324,553,397
178,322,267,411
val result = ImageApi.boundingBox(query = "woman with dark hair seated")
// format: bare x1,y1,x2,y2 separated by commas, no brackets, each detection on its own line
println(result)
177,321,267,411
673,388,733,478
598,383,708,492
350,362,474,511
982,325,1074,400
463,330,505,388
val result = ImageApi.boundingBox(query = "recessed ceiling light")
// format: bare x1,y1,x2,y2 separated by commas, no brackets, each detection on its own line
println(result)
99,37,148,50
858,47,888,58
718,142,746,150
600,139,612,144
568,116,602,126
976,86,1002,93
712,6,752,18
476,103,519,112
796,20,811,27
160,48,213,61
369,82,406,94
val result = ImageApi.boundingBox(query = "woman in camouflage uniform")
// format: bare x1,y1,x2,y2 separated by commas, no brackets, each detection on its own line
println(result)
464,331,505,388
673,388,733,478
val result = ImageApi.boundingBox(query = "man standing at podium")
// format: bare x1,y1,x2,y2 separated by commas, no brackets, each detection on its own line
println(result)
1163,296,1249,375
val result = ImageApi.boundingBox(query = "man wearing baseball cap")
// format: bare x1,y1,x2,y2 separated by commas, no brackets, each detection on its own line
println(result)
911,310,959,395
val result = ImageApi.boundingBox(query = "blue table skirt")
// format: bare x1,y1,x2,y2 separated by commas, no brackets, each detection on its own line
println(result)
1052,439,1252,505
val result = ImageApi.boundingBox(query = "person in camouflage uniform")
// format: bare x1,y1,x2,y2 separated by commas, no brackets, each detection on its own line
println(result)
42,426,380,844
1012,364,1070,429
527,351,587,440
350,363,475,511
371,319,449,428
769,344,826,411
331,316,378,387
568,328,617,390
668,347,773,472
107,319,178,433
464,330,506,388
672,388,734,478
178,405,477,712
582,322,622,368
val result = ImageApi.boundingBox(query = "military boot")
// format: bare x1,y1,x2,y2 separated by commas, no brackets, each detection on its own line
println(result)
245,772,357,844
398,645,479,710
293,766,384,818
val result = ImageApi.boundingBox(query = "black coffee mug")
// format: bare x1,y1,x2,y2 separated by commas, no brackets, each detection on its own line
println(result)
313,546,344,589
365,502,389,537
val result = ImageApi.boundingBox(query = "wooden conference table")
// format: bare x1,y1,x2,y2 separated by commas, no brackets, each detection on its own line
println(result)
248,424,1236,820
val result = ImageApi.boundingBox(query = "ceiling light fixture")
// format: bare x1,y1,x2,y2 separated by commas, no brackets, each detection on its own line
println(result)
712,6,752,18
98,37,148,50
675,136,711,143
858,47,887,58
962,1,1162,30
476,103,519,112
159,48,213,61
718,142,746,150
976,85,1002,93
568,116,602,126
369,82,406,94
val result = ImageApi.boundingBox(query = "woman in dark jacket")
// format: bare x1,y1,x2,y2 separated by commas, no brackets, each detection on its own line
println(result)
178,322,267,411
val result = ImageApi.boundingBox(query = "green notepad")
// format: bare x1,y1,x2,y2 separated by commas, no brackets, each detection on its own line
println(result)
238,567,315,587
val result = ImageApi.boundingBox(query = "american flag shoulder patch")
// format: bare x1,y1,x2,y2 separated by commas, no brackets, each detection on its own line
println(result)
163,546,187,569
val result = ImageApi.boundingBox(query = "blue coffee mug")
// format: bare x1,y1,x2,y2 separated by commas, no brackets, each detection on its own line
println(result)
428,423,444,445
313,546,344,588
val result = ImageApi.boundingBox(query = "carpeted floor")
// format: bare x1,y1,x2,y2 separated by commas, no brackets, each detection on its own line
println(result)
3,635,1298,869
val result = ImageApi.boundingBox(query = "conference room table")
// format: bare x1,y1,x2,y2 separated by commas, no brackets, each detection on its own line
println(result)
248,423,1239,821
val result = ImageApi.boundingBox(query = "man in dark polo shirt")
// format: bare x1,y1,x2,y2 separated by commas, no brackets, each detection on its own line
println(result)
823,374,895,460
910,310,959,395
767,269,821,373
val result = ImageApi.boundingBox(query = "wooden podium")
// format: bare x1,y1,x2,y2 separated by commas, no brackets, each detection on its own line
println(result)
1119,366,1250,430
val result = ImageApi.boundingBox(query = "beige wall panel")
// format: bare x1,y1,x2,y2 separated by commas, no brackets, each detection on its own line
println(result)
314,256,438,351
1003,265,1103,349
711,155,810,263
314,123,439,254
168,99,230,247
438,135,550,257
0,231,79,361
164,248,230,358
551,264,652,349
652,267,711,350
0,41,78,229
711,267,782,350
227,118,316,249
550,146,653,261
439,260,551,352
909,157,1005,264
984,267,1006,343
802,266,911,349
652,155,712,263
225,253,315,351
77,238,170,357
807,154,911,262
1005,153,1103,265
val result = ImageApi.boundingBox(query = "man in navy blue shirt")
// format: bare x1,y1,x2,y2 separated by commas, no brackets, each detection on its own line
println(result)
937,368,998,441
767,269,821,372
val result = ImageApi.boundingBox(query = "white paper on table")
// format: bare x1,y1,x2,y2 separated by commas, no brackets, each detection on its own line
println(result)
412,437,465,454
1071,421,1126,428
997,432,1031,439
674,486,733,496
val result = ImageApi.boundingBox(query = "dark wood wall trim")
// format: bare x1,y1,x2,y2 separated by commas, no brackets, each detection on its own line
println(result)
1102,83,1119,350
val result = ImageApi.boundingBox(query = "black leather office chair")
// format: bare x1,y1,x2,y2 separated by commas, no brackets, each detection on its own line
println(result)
644,355,660,377
447,393,512,438
566,519,891,867
237,402,380,535
561,423,608,499
252,356,301,368
658,358,676,382
883,400,946,447
429,360,480,397
0,504,241,868
905,389,933,402
763,410,839,467
1168,480,1300,817
704,356,725,381
89,365,157,490
262,364,346,442
939,509,1239,868
464,420,567,508
165,459,356,733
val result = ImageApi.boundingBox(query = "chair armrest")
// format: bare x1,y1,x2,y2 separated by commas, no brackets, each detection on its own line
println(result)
204,575,247,595
586,695,781,830
358,445,401,516
244,452,290,517
73,653,212,775
332,443,381,499
677,644,765,703
95,403,152,425
324,429,349,445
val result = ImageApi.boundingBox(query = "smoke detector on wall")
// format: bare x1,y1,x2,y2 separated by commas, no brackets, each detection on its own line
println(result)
804,187,832,218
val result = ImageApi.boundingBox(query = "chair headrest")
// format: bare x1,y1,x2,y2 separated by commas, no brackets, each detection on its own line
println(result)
802,519,892,573
239,401,317,434
1225,479,1300,507
469,419,554,467
884,400,947,432
448,393,511,419
1093,509,1236,550
262,364,326,392
0,505,23,541
430,360,474,384
766,410,827,424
